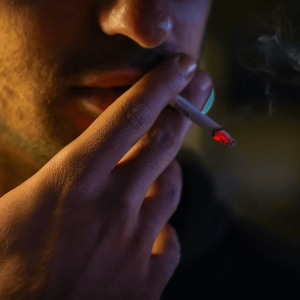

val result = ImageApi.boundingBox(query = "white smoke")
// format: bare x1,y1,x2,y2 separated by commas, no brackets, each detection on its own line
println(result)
257,31,300,72
232,0,300,115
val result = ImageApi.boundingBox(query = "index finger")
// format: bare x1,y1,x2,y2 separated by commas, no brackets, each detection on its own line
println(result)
53,54,197,179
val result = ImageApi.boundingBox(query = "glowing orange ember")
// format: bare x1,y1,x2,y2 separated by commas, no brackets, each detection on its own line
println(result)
213,130,235,147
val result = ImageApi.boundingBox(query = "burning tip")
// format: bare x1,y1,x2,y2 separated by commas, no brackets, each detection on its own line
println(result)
213,130,235,147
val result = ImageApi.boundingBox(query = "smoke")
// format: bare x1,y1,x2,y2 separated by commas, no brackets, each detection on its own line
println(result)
232,0,300,115
257,32,300,72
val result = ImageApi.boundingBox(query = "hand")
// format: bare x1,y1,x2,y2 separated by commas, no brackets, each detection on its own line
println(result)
0,54,212,300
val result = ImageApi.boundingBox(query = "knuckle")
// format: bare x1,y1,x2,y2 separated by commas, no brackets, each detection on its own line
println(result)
163,69,186,96
124,101,152,134
164,186,181,213
102,197,131,234
166,160,183,194
149,124,180,151
165,182,181,205
157,177,182,215
103,191,131,222
164,78,177,96
162,162,183,209
169,159,183,183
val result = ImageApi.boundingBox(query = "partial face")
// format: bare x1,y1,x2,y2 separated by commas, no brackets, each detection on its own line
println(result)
0,0,211,166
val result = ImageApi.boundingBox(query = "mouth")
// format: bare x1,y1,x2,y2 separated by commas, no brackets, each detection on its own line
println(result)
68,85,133,117
72,85,132,96
68,69,145,114
109,85,132,94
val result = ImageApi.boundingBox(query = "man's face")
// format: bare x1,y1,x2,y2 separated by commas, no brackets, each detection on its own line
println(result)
0,0,211,166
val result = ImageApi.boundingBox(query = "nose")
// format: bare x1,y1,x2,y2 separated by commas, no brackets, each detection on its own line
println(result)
98,0,173,48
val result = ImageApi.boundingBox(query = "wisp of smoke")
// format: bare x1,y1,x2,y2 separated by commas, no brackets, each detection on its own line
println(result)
233,0,300,115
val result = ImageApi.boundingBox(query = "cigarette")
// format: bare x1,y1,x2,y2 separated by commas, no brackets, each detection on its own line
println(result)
169,95,235,147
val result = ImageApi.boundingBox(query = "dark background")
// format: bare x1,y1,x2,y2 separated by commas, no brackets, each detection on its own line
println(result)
183,0,300,245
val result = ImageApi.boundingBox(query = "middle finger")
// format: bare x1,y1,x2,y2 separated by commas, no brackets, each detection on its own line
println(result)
113,69,213,213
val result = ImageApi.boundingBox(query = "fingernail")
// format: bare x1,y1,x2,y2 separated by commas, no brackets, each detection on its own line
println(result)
178,54,197,78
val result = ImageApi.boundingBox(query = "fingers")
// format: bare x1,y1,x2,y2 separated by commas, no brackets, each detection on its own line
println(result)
147,224,180,299
179,69,213,111
136,159,182,249
49,54,197,191
113,69,213,210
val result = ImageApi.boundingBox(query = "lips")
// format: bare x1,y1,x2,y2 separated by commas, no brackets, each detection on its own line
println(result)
69,69,145,114
77,69,144,88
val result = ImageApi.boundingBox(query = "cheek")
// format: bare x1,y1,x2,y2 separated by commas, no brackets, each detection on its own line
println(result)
186,24,206,56
172,1,210,58
31,0,94,50
176,0,210,23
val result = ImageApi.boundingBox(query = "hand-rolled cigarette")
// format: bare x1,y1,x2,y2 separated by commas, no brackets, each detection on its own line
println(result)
169,95,235,147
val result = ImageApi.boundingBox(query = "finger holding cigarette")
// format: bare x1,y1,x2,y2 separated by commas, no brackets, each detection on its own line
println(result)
117,66,218,168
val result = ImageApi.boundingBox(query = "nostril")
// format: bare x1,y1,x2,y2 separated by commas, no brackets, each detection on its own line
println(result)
99,0,173,48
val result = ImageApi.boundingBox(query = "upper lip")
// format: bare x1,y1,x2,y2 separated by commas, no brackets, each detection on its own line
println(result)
68,43,185,89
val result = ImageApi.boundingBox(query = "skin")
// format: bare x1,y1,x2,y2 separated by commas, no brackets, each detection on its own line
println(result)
0,0,213,299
